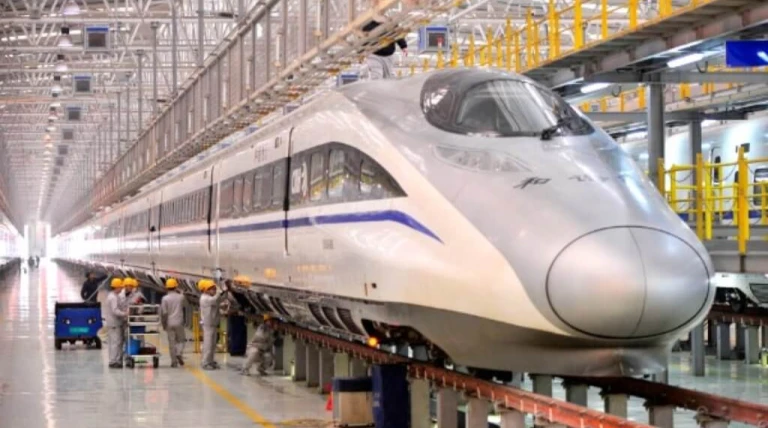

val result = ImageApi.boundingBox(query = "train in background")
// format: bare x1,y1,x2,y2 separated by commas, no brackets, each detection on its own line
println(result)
53,69,714,378
621,112,768,312
0,212,22,272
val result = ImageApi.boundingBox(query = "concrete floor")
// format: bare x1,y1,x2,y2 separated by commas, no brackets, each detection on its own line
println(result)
1,259,766,428
0,260,331,428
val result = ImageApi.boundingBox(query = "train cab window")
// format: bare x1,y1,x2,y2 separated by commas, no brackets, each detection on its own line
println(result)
328,147,361,201
360,154,404,199
272,164,285,207
420,70,593,138
233,177,244,216
220,179,234,217
309,152,327,202
243,174,253,212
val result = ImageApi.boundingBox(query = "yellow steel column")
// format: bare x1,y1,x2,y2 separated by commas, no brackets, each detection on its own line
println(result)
660,0,672,16
526,10,533,68
574,0,583,49
437,44,445,69
657,158,666,201
192,311,200,353
466,33,476,67
695,153,705,239
514,30,521,72
629,0,638,30
505,19,513,70
737,146,749,254
532,16,540,65
638,86,646,109
496,39,503,68
450,42,459,68
704,161,713,240
619,92,626,112
669,168,678,208
548,0,556,59
601,0,608,40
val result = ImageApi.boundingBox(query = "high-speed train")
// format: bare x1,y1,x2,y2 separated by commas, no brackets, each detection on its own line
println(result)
0,212,21,271
54,69,714,377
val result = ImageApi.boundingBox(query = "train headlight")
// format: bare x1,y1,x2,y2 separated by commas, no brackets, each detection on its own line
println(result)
64,319,70,325
433,146,528,173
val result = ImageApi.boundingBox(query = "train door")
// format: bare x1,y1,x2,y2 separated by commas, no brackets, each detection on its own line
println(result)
207,166,217,255
282,128,296,255
150,193,161,270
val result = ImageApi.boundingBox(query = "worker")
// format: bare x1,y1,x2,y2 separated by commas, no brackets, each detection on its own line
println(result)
123,278,145,306
198,278,228,370
241,315,276,376
80,271,107,303
104,278,127,368
160,278,186,368
361,14,407,80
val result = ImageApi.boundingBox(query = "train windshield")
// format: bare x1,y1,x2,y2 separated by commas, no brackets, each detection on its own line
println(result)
422,73,593,138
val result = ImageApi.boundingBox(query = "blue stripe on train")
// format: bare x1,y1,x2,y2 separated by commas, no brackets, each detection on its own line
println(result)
161,209,443,243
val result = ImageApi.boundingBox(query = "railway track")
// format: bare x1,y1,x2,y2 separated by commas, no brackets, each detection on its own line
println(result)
274,321,768,428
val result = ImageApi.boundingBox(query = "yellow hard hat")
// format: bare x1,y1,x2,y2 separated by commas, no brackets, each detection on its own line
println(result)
233,275,251,287
166,278,178,289
263,314,271,321
197,279,215,292
110,278,124,288
124,278,138,288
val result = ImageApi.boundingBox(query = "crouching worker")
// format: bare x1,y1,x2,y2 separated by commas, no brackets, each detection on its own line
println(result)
105,278,127,368
241,315,276,376
161,278,186,368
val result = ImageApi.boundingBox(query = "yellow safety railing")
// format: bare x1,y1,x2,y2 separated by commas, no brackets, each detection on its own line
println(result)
399,0,715,76
192,311,228,354
659,147,768,255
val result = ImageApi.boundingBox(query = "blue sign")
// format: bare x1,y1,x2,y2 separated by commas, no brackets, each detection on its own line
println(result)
418,26,448,52
725,40,768,67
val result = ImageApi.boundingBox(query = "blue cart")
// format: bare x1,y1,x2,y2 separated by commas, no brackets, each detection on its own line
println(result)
54,302,103,350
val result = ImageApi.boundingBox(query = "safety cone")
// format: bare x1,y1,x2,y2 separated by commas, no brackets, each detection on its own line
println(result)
325,390,333,411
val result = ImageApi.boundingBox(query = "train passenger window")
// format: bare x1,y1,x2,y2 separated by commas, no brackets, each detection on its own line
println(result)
309,152,327,202
220,179,234,217
272,164,285,207
233,177,244,216
243,174,253,212
253,171,263,210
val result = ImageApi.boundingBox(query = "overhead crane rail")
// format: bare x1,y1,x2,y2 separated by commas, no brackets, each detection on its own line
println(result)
274,321,768,428
54,0,458,234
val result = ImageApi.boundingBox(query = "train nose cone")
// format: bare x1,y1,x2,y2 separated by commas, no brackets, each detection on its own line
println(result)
546,227,711,339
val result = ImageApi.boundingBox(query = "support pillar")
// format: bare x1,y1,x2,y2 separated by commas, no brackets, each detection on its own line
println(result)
137,50,144,131
151,22,159,115
305,343,319,388
603,393,628,418
695,415,729,428
410,378,430,428
292,339,306,381
499,410,525,428
333,353,350,378
197,0,205,67
273,336,284,372
735,324,745,353
653,364,668,384
647,81,666,189
690,120,703,161
564,382,588,406
509,372,524,388
116,92,122,156
125,87,130,143
763,325,768,348
647,403,675,428
745,325,760,364
708,321,717,348
531,374,553,396
436,388,459,428
466,398,489,428
716,322,731,360
691,322,705,376
350,358,367,377
171,1,178,94
319,349,333,393
280,334,294,375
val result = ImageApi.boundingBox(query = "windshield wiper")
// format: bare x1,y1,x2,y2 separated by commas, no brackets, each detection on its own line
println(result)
540,117,577,141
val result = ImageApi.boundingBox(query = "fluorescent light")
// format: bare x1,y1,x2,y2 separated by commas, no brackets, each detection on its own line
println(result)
580,82,611,94
639,153,649,161
702,119,718,127
61,0,81,16
57,35,73,48
55,61,68,73
667,53,705,69
50,102,61,108
51,84,62,94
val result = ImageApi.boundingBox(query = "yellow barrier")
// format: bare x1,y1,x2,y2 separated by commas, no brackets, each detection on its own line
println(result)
658,148,768,255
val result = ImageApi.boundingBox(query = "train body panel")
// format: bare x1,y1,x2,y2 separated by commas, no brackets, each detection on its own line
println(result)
54,69,715,377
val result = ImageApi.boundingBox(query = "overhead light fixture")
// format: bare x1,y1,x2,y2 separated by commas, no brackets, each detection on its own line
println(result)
46,126,55,132
667,52,705,69
61,0,81,16
580,82,611,94
58,27,73,48
55,54,68,73
51,84,62,94
50,102,61,108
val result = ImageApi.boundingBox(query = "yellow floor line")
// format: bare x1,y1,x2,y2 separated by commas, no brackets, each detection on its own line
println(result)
148,336,278,428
